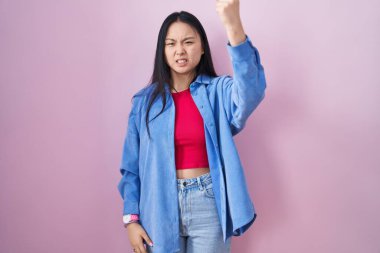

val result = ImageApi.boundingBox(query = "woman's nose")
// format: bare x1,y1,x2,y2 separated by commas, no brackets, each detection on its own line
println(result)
176,46,185,54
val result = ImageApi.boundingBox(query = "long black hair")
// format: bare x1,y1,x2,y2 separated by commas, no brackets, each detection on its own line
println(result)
143,10,217,139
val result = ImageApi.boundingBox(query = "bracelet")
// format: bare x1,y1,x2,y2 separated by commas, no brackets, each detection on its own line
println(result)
123,214,140,224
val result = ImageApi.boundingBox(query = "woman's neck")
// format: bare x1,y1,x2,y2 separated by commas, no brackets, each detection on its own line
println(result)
170,72,196,92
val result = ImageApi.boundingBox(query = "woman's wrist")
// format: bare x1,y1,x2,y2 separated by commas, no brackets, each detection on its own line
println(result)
225,22,246,46
124,220,140,228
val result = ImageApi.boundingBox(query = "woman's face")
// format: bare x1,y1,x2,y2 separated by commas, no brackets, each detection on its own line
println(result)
164,21,204,79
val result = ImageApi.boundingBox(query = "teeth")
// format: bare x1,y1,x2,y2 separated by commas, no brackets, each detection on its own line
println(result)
177,59,187,63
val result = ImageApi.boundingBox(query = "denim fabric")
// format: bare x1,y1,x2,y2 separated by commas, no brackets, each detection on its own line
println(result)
146,172,231,253
117,34,266,253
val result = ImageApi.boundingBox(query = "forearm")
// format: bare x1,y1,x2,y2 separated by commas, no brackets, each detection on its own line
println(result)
225,21,246,46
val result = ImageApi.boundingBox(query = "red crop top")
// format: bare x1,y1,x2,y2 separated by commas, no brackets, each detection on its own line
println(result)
171,88,210,170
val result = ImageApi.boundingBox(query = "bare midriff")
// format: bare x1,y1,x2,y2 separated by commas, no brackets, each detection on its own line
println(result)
176,167,210,179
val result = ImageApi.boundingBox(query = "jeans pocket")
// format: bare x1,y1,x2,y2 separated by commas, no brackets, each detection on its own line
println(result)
204,182,215,198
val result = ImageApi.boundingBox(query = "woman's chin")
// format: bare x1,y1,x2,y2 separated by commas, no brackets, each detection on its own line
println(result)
172,67,194,75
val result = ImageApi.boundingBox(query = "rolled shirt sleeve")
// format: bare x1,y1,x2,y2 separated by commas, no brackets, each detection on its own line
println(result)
222,34,267,136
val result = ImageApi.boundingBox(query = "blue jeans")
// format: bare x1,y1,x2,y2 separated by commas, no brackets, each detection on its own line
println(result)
177,172,231,252
147,172,231,253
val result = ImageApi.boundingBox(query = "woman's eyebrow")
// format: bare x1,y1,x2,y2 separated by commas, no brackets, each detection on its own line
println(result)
165,36,195,41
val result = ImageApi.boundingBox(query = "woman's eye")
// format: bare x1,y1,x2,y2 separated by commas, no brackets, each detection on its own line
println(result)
186,41,193,44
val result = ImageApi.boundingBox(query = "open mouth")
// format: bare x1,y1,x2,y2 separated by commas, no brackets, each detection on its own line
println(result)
176,59,188,66
176,59,188,63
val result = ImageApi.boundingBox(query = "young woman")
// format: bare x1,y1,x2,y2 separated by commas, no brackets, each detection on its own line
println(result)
117,1,267,253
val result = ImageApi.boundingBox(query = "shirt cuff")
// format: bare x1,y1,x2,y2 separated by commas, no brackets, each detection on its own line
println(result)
226,34,262,64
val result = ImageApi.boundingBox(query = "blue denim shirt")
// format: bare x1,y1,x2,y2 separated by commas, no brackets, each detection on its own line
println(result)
117,34,267,253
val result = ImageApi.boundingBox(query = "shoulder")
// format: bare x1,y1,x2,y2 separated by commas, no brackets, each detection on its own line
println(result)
130,84,156,113
132,85,153,99
197,73,231,86
204,74,233,91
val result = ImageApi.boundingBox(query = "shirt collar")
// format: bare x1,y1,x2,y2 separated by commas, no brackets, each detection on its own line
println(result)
194,73,212,84
164,73,212,93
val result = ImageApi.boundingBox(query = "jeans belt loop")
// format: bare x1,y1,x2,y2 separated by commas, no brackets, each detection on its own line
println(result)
197,177,203,191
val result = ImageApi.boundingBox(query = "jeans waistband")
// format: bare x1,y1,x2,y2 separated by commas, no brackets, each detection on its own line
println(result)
176,172,212,189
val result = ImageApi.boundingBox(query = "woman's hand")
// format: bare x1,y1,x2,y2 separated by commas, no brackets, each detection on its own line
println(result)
125,223,153,253
215,0,246,46
216,0,241,28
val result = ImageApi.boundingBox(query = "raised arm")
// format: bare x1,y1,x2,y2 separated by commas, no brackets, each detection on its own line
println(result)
216,0,267,135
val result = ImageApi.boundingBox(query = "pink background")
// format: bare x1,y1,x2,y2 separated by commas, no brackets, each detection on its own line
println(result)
1,0,379,252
